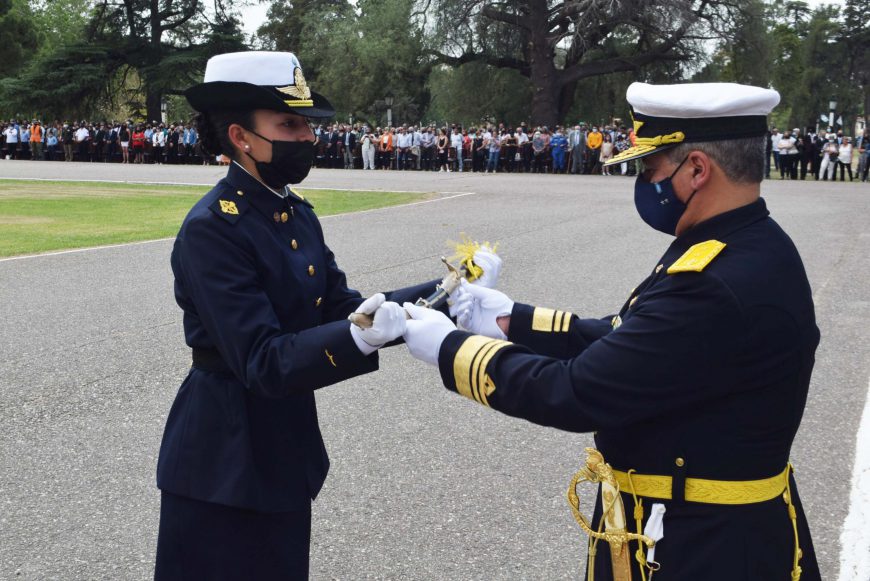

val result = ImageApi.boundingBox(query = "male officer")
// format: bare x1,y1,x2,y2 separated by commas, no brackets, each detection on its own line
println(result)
154,51,501,580
402,82,821,581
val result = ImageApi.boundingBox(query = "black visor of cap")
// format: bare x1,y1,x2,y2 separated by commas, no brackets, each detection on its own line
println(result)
632,110,769,143
184,81,335,118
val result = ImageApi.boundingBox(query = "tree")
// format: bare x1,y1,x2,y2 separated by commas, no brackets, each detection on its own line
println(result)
0,0,40,79
425,61,532,126
260,0,431,126
423,0,742,127
842,0,869,118
0,0,247,120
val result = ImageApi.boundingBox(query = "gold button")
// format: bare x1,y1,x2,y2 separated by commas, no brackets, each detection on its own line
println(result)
655,264,663,274
629,296,638,307
308,265,315,276
315,297,322,307
291,239,298,250
675,457,685,467
273,212,280,222
236,190,244,196
281,212,289,223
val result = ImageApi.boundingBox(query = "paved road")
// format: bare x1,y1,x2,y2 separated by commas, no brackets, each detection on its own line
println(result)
1,161,868,580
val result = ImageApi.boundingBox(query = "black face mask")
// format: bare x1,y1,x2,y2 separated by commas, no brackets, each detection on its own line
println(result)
246,129,314,188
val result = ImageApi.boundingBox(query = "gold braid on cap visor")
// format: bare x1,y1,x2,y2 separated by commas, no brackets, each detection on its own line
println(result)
605,130,687,164
634,130,686,147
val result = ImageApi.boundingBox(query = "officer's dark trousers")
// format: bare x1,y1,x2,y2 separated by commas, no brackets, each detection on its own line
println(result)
154,491,311,581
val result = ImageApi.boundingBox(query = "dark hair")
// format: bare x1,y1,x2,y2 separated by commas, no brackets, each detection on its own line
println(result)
195,110,255,159
665,136,766,184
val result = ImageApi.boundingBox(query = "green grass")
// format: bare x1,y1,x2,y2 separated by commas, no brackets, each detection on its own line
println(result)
0,180,425,257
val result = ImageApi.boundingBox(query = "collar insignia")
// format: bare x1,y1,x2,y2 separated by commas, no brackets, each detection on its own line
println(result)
219,200,239,215
277,67,312,100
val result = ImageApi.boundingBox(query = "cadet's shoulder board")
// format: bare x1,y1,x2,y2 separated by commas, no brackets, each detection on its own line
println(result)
667,240,726,274
208,196,247,224
287,187,314,208
453,335,512,407
531,307,573,333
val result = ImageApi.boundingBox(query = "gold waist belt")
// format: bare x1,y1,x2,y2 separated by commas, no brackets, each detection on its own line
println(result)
612,466,789,505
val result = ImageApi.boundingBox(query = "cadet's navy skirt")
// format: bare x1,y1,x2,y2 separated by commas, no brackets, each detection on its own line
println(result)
154,491,311,580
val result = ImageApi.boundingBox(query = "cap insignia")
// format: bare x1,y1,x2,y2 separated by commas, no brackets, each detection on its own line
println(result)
277,67,312,101
219,200,239,215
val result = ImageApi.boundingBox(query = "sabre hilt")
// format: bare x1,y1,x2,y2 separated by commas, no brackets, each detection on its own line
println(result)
348,257,465,329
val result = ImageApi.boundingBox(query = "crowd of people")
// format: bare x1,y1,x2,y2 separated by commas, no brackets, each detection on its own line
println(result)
0,119,200,164
768,126,870,182
312,122,640,175
2,117,868,182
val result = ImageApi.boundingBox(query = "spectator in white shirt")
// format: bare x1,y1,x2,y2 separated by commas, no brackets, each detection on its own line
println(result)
837,137,853,181
450,127,464,172
777,130,797,179
75,125,90,160
396,127,413,169
411,126,423,169
4,122,19,159
770,128,782,173
153,126,167,164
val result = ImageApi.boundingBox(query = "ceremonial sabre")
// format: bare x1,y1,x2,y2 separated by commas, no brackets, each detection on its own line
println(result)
348,257,463,329
567,448,655,581
348,236,496,329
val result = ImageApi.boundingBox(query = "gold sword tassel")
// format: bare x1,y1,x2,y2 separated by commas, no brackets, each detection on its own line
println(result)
567,448,655,581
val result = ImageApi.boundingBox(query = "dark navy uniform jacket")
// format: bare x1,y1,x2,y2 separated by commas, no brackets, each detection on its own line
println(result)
157,163,438,513
436,199,822,580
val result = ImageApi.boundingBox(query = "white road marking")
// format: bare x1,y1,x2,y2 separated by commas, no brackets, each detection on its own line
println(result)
0,176,475,195
837,375,870,581
0,191,477,262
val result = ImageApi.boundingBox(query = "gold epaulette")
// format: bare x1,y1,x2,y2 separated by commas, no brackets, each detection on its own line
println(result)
667,240,726,274
452,335,511,407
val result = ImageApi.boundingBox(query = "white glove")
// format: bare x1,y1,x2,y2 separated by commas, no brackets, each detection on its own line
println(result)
403,302,457,366
472,247,501,289
453,279,513,340
349,293,407,355
448,247,502,315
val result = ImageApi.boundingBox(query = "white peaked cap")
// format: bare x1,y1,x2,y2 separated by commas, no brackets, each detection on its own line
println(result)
204,51,303,86
627,82,780,118
605,81,780,166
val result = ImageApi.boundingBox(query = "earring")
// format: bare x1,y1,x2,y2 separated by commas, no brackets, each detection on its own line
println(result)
244,145,250,150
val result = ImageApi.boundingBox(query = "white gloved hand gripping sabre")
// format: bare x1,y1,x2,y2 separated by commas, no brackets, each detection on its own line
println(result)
349,293,407,355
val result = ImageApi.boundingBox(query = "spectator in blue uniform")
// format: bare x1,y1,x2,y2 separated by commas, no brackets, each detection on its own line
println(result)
402,82,821,581
550,127,568,173
153,51,502,580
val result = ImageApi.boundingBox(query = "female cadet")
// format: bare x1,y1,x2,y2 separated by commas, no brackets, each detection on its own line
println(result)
154,51,500,580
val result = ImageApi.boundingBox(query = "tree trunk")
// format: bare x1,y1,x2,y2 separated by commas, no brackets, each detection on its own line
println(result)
557,79,578,125
146,88,162,123
146,0,162,122
527,0,559,127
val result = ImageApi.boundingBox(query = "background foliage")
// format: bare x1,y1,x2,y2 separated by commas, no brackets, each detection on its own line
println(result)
0,0,866,132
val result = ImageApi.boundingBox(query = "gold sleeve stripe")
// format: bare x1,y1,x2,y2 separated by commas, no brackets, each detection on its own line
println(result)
454,335,493,400
453,335,511,407
531,307,573,333
532,307,557,331
474,341,505,406
554,310,564,331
